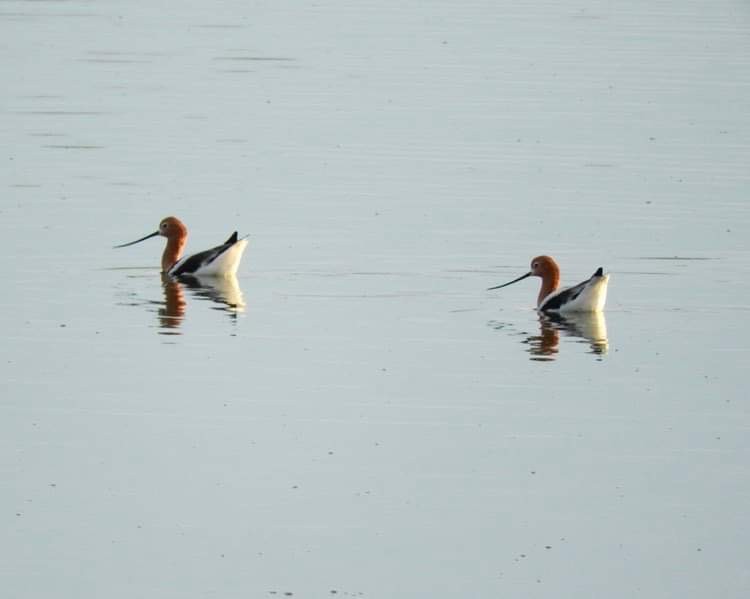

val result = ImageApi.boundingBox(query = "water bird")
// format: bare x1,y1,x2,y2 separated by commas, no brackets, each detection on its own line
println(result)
114,216,248,277
488,255,609,312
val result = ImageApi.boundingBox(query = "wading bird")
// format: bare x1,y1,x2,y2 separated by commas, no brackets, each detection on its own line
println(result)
115,216,248,277
488,255,609,312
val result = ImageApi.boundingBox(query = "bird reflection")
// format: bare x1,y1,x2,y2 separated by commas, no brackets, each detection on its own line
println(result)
158,273,245,334
490,311,608,361
159,274,187,331
527,312,608,361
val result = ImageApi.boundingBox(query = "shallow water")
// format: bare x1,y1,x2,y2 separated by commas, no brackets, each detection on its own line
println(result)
2,1,749,597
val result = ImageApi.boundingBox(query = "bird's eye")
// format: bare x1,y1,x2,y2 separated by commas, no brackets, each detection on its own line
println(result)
160,222,167,229
532,262,538,268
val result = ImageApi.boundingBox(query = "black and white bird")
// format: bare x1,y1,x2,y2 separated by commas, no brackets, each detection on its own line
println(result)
488,255,609,312
115,216,248,277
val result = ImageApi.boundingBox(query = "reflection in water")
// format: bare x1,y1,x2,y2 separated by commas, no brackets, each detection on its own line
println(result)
490,312,608,361
159,274,187,331
529,312,608,361
158,273,245,334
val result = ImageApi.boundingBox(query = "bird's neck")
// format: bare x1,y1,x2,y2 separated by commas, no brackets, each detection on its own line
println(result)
538,272,560,306
162,236,186,273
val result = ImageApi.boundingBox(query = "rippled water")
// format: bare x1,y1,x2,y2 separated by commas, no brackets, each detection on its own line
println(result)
2,1,749,597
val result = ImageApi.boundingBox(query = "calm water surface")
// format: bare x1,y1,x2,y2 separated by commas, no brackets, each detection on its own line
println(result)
2,1,749,597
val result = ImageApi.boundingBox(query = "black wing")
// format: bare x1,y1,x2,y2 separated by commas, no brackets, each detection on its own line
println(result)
169,232,239,276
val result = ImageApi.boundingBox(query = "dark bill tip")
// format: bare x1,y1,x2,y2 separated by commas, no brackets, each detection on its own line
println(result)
487,271,532,291
113,230,160,249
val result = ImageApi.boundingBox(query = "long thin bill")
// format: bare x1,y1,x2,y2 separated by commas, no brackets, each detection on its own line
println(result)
113,231,160,248
487,271,531,291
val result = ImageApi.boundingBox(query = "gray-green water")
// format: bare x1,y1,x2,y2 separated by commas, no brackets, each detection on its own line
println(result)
2,1,748,597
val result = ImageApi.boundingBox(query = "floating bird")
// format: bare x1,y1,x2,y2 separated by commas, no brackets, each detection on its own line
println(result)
488,255,609,312
115,216,248,277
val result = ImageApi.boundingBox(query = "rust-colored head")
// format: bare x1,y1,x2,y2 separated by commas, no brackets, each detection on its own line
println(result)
158,216,188,241
487,255,561,308
529,255,559,279
114,216,189,274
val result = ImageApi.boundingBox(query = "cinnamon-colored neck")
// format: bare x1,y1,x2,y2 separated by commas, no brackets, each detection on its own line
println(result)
537,271,560,306
162,236,187,273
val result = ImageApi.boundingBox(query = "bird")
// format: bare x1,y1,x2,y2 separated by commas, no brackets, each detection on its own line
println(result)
487,255,609,312
114,216,248,277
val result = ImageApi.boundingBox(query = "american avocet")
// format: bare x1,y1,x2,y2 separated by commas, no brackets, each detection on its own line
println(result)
488,255,609,312
114,216,248,277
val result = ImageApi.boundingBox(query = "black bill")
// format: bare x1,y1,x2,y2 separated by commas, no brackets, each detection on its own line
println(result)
113,231,160,249
487,271,532,291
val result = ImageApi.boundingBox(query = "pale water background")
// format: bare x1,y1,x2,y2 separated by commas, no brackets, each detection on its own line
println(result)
1,1,749,597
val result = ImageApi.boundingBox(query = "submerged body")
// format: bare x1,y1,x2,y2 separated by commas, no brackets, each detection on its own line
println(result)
488,255,609,312
115,216,248,277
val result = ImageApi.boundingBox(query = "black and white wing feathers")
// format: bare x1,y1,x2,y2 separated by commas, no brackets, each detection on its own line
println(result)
539,268,604,312
168,232,239,276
